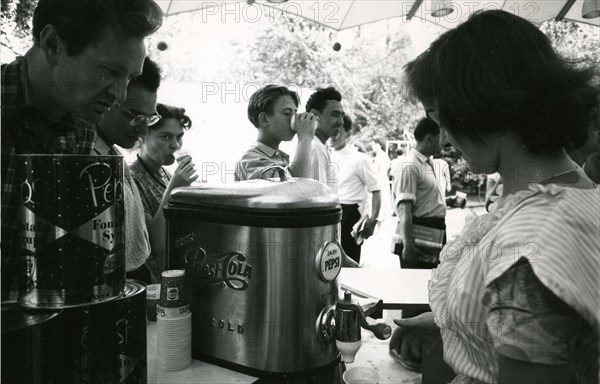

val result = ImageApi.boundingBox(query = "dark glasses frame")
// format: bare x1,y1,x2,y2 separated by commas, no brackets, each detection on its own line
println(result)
115,102,162,127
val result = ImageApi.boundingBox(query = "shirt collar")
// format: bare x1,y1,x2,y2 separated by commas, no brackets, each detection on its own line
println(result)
2,57,28,115
92,131,113,155
410,148,430,163
10,56,81,130
253,141,287,158
335,145,354,155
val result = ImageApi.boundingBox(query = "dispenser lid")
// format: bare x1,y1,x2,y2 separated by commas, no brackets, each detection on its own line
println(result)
168,178,340,214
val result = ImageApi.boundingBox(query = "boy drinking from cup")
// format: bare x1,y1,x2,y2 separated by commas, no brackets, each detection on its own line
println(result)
235,85,317,181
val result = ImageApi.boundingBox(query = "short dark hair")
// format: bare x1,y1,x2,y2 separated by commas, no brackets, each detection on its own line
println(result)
306,87,342,113
32,0,163,56
413,118,440,142
152,103,192,131
404,10,599,155
247,85,299,128
342,115,353,132
130,57,161,92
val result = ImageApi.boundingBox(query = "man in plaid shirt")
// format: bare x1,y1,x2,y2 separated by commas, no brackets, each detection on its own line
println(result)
1,0,163,300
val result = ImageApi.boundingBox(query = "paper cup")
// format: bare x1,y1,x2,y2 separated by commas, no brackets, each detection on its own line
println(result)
156,304,191,319
146,284,160,321
157,313,192,371
159,270,189,308
342,366,380,384
175,149,192,164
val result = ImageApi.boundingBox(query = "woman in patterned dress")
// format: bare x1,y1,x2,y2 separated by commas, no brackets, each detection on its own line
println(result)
390,10,599,384
130,104,198,281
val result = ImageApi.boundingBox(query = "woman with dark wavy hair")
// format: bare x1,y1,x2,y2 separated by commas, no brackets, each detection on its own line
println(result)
390,10,599,384
130,103,197,281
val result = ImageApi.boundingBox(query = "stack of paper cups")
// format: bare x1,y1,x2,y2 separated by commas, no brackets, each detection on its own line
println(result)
146,284,160,321
156,270,192,371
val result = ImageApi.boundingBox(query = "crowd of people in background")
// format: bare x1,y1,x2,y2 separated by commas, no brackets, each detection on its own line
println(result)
1,1,598,382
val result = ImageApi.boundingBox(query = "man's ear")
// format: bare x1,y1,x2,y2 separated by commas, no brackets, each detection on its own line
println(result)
426,134,435,146
310,108,320,116
38,25,65,65
258,112,269,127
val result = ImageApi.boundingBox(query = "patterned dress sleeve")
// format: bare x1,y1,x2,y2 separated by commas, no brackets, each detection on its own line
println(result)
484,259,593,367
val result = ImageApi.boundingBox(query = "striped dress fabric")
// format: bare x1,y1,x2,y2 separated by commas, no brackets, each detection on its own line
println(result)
429,172,600,384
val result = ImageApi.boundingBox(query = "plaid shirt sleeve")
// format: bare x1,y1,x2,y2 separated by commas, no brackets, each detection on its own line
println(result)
1,60,96,299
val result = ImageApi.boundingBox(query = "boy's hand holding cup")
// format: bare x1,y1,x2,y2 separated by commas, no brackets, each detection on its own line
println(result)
292,112,318,140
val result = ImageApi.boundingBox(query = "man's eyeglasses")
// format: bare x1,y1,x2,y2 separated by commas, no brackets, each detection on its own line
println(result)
115,103,162,127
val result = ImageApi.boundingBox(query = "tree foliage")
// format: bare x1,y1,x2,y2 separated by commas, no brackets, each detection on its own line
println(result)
1,0,36,37
540,20,600,75
1,0,36,56
223,12,426,149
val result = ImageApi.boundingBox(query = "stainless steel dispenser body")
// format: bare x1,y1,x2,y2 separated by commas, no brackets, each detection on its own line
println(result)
164,179,344,374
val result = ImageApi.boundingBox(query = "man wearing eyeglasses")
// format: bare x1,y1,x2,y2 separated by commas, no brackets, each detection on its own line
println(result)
92,57,161,284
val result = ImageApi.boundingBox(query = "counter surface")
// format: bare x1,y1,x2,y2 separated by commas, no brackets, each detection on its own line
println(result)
340,268,430,309
147,321,258,384
147,267,431,383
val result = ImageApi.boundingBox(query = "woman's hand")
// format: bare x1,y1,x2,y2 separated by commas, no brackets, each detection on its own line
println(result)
170,155,198,188
390,311,440,370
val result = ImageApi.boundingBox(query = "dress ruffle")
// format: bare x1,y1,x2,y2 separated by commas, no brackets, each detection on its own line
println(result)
429,183,564,330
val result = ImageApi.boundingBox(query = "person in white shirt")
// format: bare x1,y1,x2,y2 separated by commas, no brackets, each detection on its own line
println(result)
370,139,392,217
329,115,381,263
389,148,406,178
306,87,344,192
432,157,452,199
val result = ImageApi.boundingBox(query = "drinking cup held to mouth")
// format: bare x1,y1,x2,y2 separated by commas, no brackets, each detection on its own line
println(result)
290,114,296,131
175,149,192,164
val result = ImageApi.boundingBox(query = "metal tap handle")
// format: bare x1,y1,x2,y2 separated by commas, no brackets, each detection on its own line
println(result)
362,322,392,340
339,292,391,341
352,304,390,340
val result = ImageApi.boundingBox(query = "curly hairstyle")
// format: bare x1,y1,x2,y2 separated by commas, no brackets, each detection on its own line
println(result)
151,103,192,131
404,10,599,155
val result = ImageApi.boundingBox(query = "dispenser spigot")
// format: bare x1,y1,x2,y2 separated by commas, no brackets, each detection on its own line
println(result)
334,291,391,363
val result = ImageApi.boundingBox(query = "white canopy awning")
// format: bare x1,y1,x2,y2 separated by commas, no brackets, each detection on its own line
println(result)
156,0,600,30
